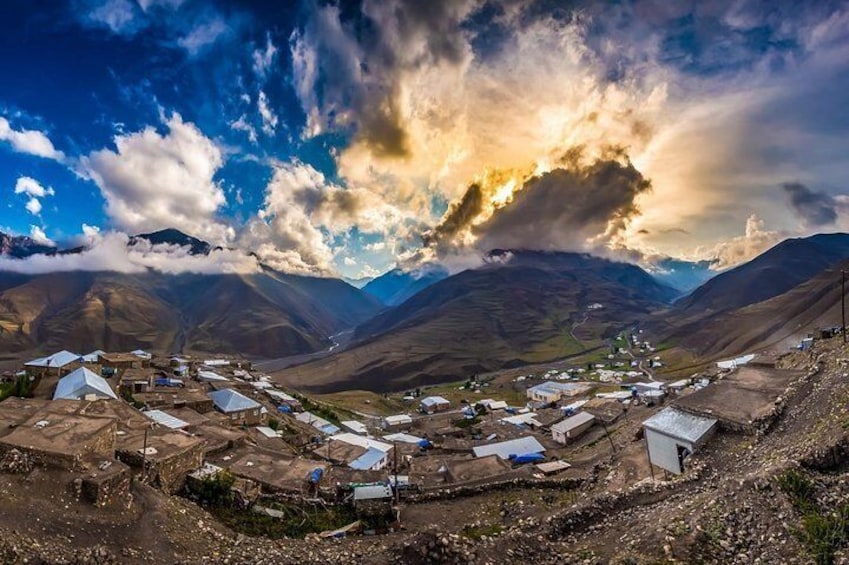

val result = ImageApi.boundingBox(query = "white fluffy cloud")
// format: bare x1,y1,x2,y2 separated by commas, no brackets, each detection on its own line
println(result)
242,161,411,275
81,113,233,244
0,231,259,275
29,225,54,247
0,117,65,161
24,198,42,216
696,215,783,271
14,176,54,217
14,176,55,198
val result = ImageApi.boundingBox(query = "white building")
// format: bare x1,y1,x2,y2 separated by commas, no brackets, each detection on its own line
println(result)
382,414,413,430
340,420,369,435
551,412,596,444
472,436,546,460
53,367,117,401
526,381,588,403
643,407,717,475
419,396,450,414
331,433,393,471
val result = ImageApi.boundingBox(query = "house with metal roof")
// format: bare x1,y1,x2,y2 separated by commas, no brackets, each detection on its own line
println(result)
296,411,341,435
551,412,596,444
526,381,589,403
144,409,190,430
419,395,450,414
53,367,117,401
341,420,369,435
472,436,546,460
208,389,263,425
25,350,82,376
642,407,717,475
381,414,413,431
326,433,393,470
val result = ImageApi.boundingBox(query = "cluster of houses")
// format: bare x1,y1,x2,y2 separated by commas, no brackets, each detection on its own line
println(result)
0,343,806,530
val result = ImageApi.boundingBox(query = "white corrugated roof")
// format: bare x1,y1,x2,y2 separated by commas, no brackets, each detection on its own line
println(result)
383,414,412,424
383,432,424,444
208,389,260,413
353,483,392,500
331,432,393,453
26,350,81,368
53,367,117,400
643,407,717,444
420,395,449,406
255,426,279,438
552,411,595,433
198,370,229,382
341,420,368,434
472,436,546,460
144,409,189,429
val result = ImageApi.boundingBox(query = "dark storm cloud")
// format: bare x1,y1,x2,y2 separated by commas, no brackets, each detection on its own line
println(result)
474,158,651,252
422,183,484,247
292,0,474,157
782,182,841,227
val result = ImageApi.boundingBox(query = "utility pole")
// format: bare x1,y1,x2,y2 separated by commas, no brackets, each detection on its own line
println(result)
393,441,399,505
843,269,847,344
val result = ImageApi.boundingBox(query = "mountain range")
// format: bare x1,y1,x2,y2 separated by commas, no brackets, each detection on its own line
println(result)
276,250,679,391
0,229,382,358
5,227,849,391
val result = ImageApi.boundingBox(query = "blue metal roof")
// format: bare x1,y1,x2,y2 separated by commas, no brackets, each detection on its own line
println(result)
472,436,546,460
208,388,261,413
53,367,117,400
350,447,387,470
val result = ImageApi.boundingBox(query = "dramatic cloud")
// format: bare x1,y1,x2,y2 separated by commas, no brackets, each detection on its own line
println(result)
698,215,782,271
0,231,260,275
782,182,847,228
80,113,233,244
242,161,411,275
291,0,476,157
475,156,651,254
0,117,65,161
286,0,849,273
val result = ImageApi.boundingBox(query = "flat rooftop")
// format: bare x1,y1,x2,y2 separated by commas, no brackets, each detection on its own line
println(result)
0,411,116,458
211,446,326,492
674,366,805,427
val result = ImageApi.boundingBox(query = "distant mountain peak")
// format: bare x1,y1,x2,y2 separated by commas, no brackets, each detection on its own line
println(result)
0,231,58,259
129,228,212,256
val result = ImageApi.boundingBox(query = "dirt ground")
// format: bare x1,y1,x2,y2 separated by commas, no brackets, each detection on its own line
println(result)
4,339,849,563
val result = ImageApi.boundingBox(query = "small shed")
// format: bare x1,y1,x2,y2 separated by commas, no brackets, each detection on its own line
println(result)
472,436,545,460
551,412,596,444
419,396,450,414
382,414,413,431
643,407,717,475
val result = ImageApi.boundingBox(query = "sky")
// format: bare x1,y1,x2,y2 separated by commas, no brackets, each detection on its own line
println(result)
1,0,849,280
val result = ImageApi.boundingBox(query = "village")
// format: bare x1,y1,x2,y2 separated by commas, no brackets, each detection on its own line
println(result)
0,325,821,546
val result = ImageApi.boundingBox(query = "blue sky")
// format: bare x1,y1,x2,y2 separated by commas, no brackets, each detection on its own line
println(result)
1,0,849,278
